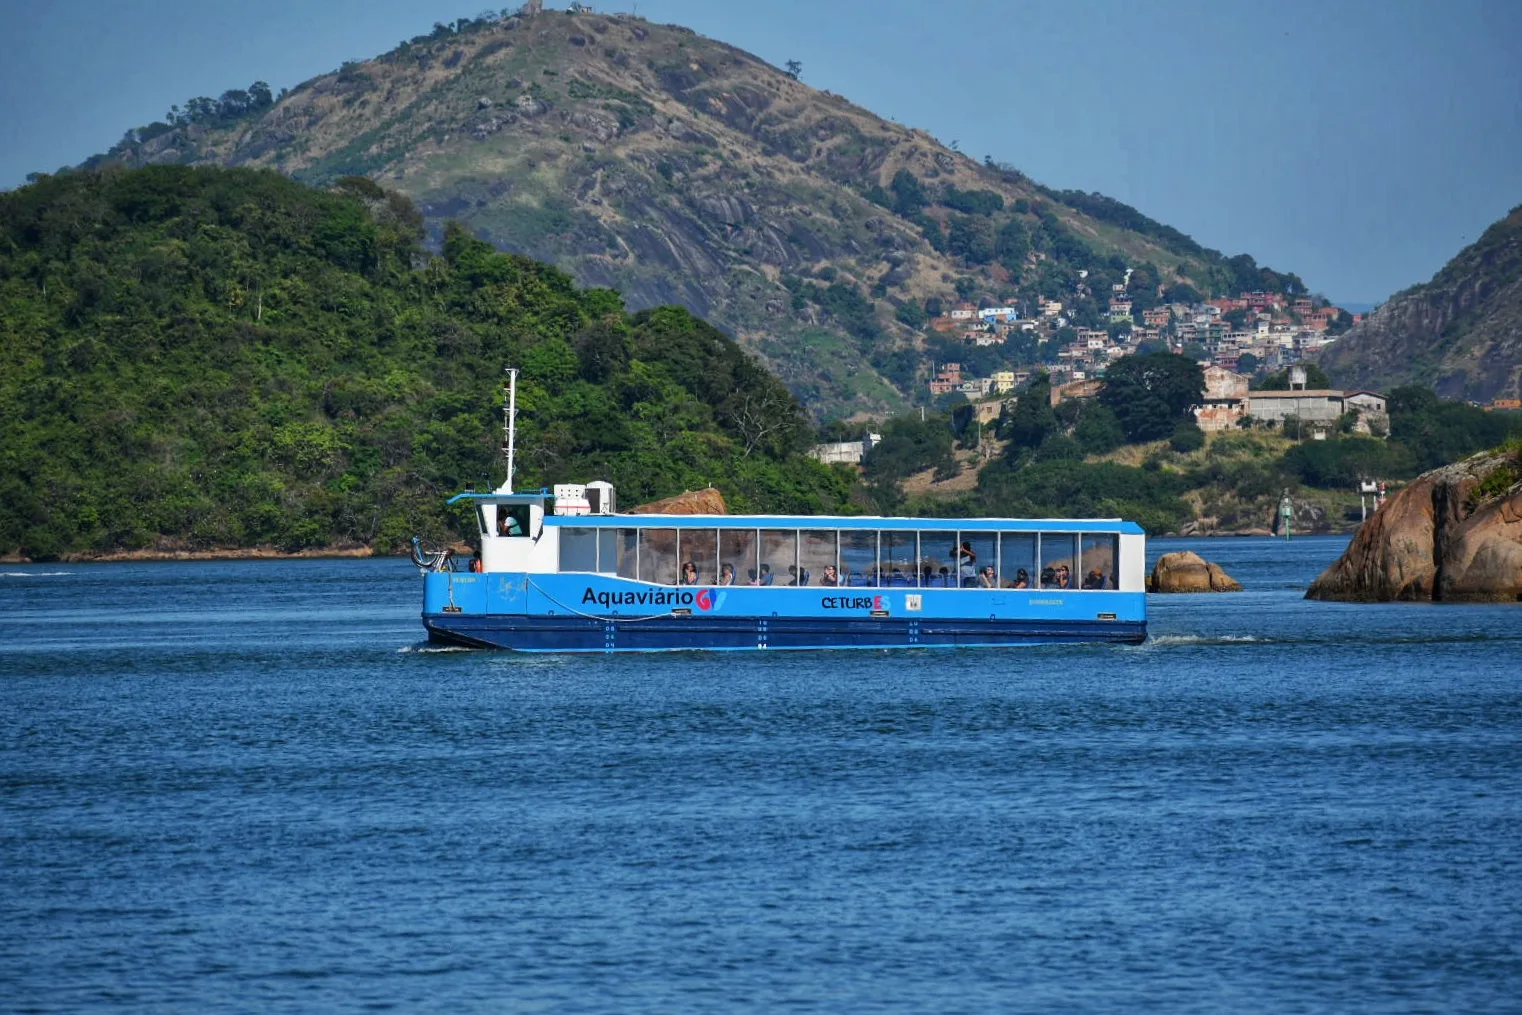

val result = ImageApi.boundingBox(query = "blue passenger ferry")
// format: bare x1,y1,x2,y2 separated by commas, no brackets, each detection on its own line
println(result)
412,372,1146,652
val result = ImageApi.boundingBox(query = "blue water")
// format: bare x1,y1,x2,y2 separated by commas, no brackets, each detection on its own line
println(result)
3,536,1520,1013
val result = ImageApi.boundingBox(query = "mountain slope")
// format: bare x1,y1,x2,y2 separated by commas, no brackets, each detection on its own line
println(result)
84,8,1306,416
1317,205,1522,402
0,166,849,560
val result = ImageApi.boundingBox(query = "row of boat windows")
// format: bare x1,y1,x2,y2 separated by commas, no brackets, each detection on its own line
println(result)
558,528,1120,590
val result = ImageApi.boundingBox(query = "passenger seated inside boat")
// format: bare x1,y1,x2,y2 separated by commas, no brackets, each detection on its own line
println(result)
1046,565,1070,589
750,564,774,586
785,565,809,586
680,561,699,585
820,565,840,587
1011,568,1030,589
1082,568,1106,590
717,563,735,586
979,565,996,588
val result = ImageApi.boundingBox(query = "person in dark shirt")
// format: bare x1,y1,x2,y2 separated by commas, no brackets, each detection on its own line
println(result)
1082,568,1106,590
820,565,841,587
680,561,699,585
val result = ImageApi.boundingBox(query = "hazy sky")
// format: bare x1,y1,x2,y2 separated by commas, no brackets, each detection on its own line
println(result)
2,0,1518,304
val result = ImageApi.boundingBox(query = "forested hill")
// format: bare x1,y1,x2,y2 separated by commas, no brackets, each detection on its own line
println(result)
1315,204,1522,403
0,166,850,560
79,7,1308,416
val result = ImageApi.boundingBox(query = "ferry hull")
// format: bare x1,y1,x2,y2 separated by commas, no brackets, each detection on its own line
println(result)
423,612,1146,652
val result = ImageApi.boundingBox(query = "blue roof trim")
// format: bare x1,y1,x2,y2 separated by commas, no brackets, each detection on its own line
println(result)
539,514,1144,535
447,490,550,505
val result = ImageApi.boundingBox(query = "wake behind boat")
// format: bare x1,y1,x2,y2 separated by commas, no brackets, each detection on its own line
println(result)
412,371,1146,652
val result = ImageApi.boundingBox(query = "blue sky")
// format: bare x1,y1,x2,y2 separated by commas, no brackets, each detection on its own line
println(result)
1,0,1517,304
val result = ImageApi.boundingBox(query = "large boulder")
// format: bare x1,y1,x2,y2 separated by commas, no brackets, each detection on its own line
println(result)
1307,447,1522,602
1148,551,1243,593
628,487,728,515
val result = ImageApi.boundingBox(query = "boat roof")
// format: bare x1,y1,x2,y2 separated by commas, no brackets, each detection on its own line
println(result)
445,493,1142,534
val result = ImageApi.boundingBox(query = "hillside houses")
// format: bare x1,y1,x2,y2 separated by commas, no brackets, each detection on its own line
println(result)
919,280,1356,413
1190,365,1389,435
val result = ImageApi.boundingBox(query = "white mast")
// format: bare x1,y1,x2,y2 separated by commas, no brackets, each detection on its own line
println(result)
499,367,519,494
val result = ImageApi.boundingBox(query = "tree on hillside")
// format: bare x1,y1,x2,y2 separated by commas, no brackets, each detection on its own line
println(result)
1099,352,1205,444
946,215,994,264
863,414,956,483
1254,363,1331,390
995,219,1030,275
1001,374,1058,454
1163,283,1200,305
784,60,802,80
890,169,927,217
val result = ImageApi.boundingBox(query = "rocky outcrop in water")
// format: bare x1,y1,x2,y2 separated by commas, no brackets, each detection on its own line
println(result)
1148,551,1243,593
628,487,728,515
1306,447,1522,602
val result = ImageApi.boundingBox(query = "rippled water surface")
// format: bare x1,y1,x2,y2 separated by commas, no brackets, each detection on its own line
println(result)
3,536,1520,1013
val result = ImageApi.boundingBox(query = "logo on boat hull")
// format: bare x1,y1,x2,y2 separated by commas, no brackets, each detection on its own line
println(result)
581,588,694,609
577,587,726,612
820,595,884,611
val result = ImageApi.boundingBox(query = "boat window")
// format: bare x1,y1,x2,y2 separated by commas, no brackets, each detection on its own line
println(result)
1079,533,1118,590
681,528,718,585
615,529,639,580
918,531,954,587
640,528,679,585
799,530,837,587
597,529,619,574
497,503,531,538
962,532,997,588
477,506,491,537
881,530,917,586
1039,532,1077,590
999,533,1036,589
559,527,598,573
720,528,757,588
759,529,796,587
840,530,877,586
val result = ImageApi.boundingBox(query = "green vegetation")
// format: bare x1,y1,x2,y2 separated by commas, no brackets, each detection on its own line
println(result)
1255,363,1332,390
856,362,1522,535
862,415,956,485
1384,385,1522,471
0,166,851,559
1098,352,1205,443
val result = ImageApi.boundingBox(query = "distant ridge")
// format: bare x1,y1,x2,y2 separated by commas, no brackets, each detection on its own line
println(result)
1317,205,1522,402
77,7,1311,416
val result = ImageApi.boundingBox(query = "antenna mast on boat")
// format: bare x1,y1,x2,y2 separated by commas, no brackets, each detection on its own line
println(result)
500,367,518,494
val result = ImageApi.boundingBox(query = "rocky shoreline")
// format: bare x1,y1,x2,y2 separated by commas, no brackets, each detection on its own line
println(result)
21,544,387,565
1306,446,1522,602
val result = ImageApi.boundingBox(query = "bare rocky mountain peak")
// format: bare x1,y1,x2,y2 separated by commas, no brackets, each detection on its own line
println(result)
81,10,1249,415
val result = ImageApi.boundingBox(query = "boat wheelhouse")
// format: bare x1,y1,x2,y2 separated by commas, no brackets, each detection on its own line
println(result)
412,371,1146,652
